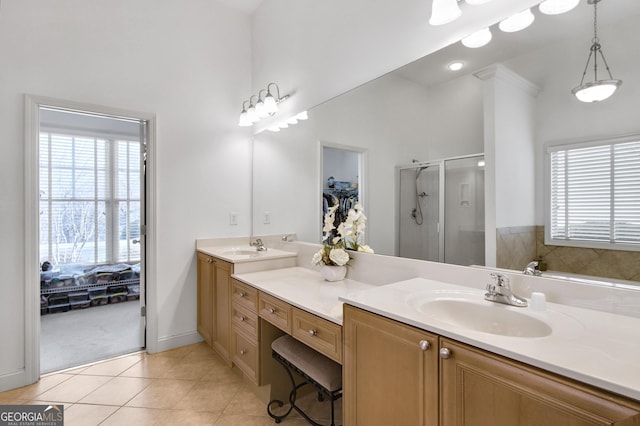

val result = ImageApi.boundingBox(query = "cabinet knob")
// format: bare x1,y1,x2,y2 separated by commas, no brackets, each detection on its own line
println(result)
309,329,317,337
239,316,246,322
439,348,452,359
268,307,276,314
419,340,430,351
240,349,247,355
239,292,245,298
207,258,213,264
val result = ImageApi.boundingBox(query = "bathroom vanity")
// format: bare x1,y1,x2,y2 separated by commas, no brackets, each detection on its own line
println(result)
195,238,640,425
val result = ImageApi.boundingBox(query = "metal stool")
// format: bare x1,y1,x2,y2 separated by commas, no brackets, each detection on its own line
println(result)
267,335,342,426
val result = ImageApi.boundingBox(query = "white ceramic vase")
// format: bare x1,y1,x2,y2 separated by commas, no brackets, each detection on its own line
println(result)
320,265,347,282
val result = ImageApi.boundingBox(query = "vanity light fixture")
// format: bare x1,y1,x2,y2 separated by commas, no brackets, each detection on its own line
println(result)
238,82,290,127
571,0,622,102
499,8,535,33
539,0,579,15
429,0,462,26
461,27,492,48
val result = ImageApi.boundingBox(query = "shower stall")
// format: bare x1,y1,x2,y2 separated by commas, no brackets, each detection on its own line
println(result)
398,154,485,266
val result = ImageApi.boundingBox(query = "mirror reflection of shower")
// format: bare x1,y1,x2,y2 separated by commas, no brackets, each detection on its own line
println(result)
399,154,485,266
411,159,429,225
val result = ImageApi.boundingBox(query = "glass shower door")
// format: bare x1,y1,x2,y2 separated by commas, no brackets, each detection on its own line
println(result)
443,156,485,266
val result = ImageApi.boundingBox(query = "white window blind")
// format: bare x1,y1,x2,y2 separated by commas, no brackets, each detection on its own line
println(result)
548,137,640,250
40,132,141,266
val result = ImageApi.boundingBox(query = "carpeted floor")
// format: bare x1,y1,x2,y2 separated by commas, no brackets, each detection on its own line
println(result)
40,301,144,373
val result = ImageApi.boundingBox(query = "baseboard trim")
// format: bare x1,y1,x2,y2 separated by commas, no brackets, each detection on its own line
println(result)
153,331,203,354
0,368,27,393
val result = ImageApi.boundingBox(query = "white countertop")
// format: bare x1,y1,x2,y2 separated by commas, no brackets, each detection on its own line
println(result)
232,267,377,325
339,277,640,401
197,245,297,264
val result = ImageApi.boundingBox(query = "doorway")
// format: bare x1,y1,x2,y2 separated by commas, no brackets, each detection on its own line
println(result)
30,99,149,373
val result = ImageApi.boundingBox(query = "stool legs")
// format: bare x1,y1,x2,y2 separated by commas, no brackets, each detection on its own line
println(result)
267,351,340,426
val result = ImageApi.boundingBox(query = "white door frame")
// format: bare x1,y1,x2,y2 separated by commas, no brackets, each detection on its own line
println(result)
23,94,158,384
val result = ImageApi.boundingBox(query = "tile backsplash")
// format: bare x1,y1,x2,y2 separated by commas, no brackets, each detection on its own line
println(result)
496,226,640,282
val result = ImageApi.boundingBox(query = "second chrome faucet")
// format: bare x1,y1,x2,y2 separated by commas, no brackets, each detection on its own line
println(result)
484,272,528,307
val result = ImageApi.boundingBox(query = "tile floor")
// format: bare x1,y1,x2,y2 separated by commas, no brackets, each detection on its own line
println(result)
0,342,336,425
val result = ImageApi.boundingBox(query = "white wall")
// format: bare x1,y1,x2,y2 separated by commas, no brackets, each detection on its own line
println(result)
251,0,541,123
0,0,252,390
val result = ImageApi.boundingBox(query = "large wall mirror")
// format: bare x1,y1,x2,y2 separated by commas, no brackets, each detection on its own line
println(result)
252,0,640,278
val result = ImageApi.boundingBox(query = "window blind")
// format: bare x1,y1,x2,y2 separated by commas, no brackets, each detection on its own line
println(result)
548,138,640,248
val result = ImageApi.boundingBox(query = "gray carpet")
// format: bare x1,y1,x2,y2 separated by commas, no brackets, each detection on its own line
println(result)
40,301,144,373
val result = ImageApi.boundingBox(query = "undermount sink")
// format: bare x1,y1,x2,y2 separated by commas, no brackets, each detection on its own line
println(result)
221,249,262,256
417,299,552,338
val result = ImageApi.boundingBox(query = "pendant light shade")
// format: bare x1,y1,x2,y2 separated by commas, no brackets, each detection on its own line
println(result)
429,0,462,26
499,8,535,33
461,28,492,48
238,101,252,127
539,0,579,15
572,0,622,102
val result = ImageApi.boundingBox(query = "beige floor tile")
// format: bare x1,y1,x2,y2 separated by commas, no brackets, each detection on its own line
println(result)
36,374,112,403
213,414,274,426
79,376,151,406
78,352,143,376
119,355,176,379
64,403,119,426
156,409,220,425
0,373,73,401
125,378,197,409
148,344,196,359
223,385,269,417
199,363,244,385
163,358,230,381
99,406,164,425
181,342,220,361
177,381,242,413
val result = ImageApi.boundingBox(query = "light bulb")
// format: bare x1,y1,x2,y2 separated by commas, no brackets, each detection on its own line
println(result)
263,95,278,114
246,106,259,123
429,0,462,26
447,61,464,71
238,112,252,127
461,28,492,48
499,8,535,33
539,0,579,15
255,101,269,118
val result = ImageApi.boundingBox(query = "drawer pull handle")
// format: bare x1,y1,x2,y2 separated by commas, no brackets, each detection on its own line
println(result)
240,349,247,355
207,258,213,264
268,308,276,314
309,329,317,337
419,340,431,351
240,316,246,321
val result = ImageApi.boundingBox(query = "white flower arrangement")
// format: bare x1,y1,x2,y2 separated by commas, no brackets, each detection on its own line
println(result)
311,202,374,267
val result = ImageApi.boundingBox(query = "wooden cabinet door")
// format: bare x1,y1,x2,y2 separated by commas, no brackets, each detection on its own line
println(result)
213,259,232,365
196,252,214,345
343,305,439,426
439,338,640,426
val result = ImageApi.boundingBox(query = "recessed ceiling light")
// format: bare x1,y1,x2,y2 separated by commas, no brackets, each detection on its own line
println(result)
447,61,464,71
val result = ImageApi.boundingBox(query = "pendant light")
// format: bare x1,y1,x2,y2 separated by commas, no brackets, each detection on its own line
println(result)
429,0,462,26
571,0,622,102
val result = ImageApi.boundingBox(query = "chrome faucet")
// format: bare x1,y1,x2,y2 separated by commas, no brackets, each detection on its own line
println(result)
485,273,528,307
251,238,267,251
523,261,542,276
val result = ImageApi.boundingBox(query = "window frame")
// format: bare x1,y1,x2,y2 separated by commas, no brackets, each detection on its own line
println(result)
544,133,640,252
39,125,142,267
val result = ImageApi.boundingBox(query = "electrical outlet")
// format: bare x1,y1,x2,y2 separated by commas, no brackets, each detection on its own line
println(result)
229,212,238,225
264,211,271,224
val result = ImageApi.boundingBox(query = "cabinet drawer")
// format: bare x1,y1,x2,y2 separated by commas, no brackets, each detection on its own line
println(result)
259,292,292,333
231,329,259,384
231,279,258,313
292,307,343,364
232,303,259,340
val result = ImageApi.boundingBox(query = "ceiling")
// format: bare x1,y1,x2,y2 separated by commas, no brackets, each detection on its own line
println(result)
216,0,264,14
395,0,638,89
